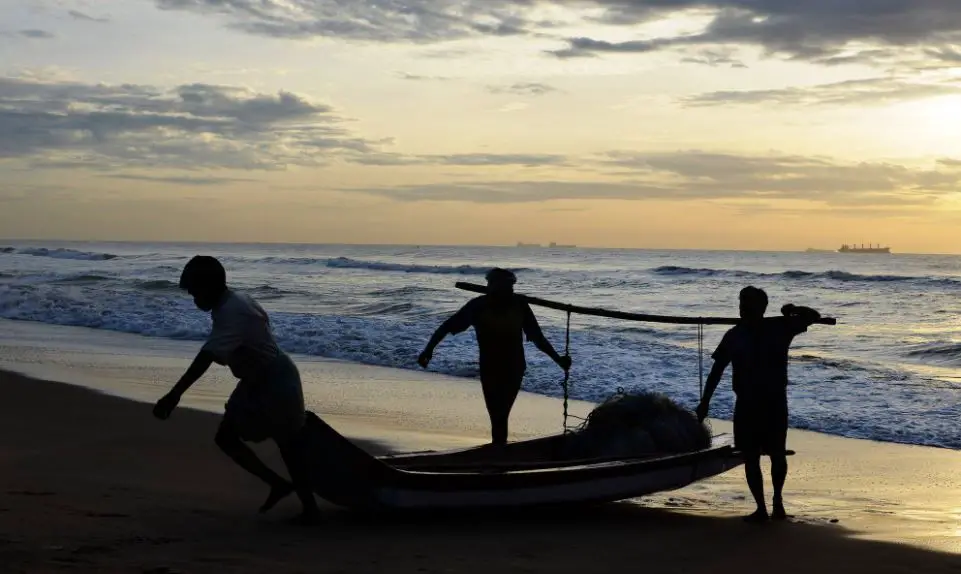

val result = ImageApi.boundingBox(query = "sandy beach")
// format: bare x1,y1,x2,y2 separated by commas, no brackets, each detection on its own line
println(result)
1,320,961,572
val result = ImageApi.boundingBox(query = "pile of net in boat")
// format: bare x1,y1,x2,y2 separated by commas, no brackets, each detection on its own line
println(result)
561,390,712,459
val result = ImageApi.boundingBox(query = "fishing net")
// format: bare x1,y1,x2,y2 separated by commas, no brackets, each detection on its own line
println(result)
561,390,712,459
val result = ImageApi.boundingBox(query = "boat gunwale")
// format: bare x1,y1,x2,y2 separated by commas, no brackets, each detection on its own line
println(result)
381,438,748,492
383,433,737,472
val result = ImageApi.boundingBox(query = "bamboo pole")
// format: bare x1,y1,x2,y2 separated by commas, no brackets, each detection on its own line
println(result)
454,282,838,326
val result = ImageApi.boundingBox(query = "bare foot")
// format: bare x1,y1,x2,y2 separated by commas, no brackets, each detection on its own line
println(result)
259,482,294,514
743,508,769,523
772,499,787,521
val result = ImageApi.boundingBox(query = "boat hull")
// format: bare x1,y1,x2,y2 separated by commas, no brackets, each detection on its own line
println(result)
300,412,744,511
377,448,742,509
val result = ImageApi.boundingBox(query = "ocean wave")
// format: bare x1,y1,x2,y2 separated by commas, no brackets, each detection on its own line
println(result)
51,274,113,284
904,342,961,365
2,246,120,261
227,254,529,276
325,257,526,275
366,285,446,297
650,265,961,287
134,279,181,291
349,301,417,316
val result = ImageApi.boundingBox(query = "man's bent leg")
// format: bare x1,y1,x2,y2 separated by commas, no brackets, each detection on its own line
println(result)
743,453,768,522
770,453,788,520
734,401,768,522
214,420,293,513
484,389,508,446
481,373,523,446
769,402,790,520
277,431,321,523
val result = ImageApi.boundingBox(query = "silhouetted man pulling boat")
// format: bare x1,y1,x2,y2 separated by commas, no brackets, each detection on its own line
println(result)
418,268,571,445
696,286,821,523
152,256,320,525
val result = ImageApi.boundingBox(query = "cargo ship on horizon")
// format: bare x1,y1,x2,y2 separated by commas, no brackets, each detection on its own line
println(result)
838,243,891,254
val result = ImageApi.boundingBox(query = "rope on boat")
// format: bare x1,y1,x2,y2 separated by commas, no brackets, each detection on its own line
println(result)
560,309,709,433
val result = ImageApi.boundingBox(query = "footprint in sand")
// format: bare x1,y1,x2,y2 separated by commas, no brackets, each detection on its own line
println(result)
71,544,114,556
7,490,55,496
84,511,131,518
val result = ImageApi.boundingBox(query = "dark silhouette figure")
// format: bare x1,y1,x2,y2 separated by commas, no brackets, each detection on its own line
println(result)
696,286,820,523
418,268,571,445
152,256,320,525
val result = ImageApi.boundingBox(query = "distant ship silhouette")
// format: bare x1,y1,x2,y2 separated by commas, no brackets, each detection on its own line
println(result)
838,243,891,254
515,242,577,248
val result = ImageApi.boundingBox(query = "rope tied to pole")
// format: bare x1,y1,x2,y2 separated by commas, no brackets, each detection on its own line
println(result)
562,308,571,433
697,321,704,398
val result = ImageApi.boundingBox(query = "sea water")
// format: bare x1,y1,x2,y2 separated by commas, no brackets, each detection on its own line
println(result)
1,241,958,448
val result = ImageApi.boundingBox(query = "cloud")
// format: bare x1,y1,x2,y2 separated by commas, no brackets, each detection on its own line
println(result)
0,76,569,174
154,0,539,43
350,150,961,207
0,76,381,171
103,174,256,185
151,1,961,72
679,49,747,68
928,46,961,64
682,77,961,107
352,152,568,167
18,30,56,39
68,10,110,23
352,180,672,203
433,153,566,166
547,1,961,69
547,36,672,59
487,82,559,96
397,72,454,81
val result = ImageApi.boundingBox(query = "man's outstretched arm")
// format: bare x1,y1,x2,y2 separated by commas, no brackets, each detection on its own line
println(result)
418,300,476,368
522,305,571,371
153,349,215,419
418,324,452,367
696,357,730,422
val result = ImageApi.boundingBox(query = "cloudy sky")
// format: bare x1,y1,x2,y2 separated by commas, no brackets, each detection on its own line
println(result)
3,0,961,252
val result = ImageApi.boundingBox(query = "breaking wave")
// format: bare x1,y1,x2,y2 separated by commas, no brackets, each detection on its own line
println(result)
2,247,120,261
650,266,961,287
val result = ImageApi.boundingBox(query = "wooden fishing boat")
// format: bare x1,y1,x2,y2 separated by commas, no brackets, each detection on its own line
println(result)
301,411,747,510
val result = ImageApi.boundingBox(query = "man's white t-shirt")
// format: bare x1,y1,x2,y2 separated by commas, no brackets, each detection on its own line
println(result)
202,289,282,381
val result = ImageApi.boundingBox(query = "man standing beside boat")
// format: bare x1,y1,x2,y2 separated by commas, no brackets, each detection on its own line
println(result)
696,286,821,523
417,268,572,445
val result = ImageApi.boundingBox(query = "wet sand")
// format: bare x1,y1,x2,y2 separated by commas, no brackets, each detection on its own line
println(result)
1,367,961,573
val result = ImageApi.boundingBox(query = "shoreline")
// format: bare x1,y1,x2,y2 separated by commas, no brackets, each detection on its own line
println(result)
1,370,961,573
1,317,955,451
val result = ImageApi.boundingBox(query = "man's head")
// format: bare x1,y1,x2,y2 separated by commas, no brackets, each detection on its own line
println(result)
179,255,227,311
486,267,516,296
739,286,768,320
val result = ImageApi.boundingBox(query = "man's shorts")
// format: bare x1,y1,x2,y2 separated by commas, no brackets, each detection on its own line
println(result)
733,394,788,456
223,352,306,443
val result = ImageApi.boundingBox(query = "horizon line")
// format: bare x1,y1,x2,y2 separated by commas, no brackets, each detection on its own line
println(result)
0,237,934,255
